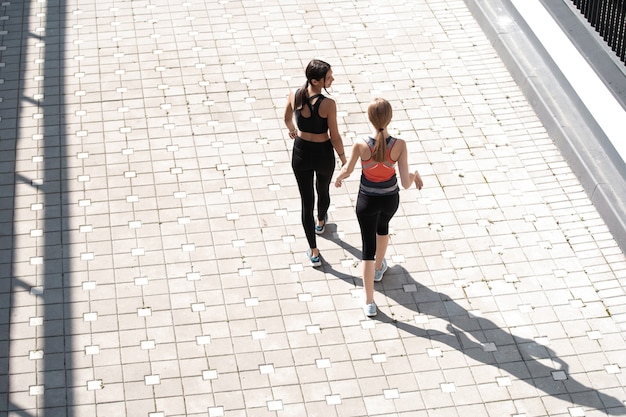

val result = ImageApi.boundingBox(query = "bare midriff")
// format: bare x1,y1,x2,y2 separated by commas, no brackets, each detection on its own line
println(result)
297,131,330,143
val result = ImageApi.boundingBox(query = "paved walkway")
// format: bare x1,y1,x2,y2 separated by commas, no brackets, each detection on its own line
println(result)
1,0,625,416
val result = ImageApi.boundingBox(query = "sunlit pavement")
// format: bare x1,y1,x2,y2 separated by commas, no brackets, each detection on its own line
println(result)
2,1,625,416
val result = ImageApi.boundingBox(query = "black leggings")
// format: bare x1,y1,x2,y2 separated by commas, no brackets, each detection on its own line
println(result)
356,192,399,260
291,137,335,248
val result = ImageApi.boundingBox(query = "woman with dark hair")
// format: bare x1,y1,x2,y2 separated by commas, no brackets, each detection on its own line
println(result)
284,59,347,267
335,98,423,316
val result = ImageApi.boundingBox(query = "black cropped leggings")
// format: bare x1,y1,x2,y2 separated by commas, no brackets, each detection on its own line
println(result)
291,137,335,249
356,192,399,260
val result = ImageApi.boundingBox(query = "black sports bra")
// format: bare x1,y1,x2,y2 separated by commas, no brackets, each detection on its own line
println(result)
295,93,329,134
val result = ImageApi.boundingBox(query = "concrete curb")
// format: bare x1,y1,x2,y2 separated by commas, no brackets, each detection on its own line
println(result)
464,0,626,253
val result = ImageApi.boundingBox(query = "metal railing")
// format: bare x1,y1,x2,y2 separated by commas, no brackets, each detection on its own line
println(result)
570,0,626,64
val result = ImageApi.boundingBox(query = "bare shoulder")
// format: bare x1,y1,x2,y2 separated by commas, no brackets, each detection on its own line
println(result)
354,137,368,148
286,89,296,108
393,136,406,146
390,136,407,159
319,95,336,112
354,137,371,158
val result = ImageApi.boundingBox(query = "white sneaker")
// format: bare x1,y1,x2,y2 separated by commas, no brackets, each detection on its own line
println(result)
364,302,377,317
374,258,387,282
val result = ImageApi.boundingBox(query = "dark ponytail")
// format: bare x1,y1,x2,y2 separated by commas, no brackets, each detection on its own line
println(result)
294,80,309,111
295,59,331,111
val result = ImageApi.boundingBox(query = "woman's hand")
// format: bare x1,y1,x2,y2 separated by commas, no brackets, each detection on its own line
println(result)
414,171,423,190
335,143,358,188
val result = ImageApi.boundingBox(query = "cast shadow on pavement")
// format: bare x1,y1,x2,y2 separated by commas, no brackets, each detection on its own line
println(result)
320,230,626,416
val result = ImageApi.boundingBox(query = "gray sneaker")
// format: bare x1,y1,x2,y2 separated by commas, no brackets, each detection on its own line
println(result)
374,258,387,282
364,302,377,317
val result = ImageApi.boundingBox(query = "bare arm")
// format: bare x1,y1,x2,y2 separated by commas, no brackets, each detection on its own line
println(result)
324,99,347,165
334,141,363,187
283,91,297,139
396,139,423,190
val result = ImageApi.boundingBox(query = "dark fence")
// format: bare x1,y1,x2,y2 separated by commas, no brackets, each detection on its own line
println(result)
569,0,626,64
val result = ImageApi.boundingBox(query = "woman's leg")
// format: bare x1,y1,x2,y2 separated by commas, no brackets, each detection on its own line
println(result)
362,260,375,304
315,171,332,225
314,141,335,224
374,235,389,270
356,193,379,304
293,168,317,251
374,193,400,270
292,140,318,252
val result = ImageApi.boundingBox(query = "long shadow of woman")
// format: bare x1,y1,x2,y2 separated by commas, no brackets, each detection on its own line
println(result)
322,246,625,415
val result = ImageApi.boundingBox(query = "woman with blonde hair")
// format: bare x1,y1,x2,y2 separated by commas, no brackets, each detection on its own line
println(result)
335,98,423,316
